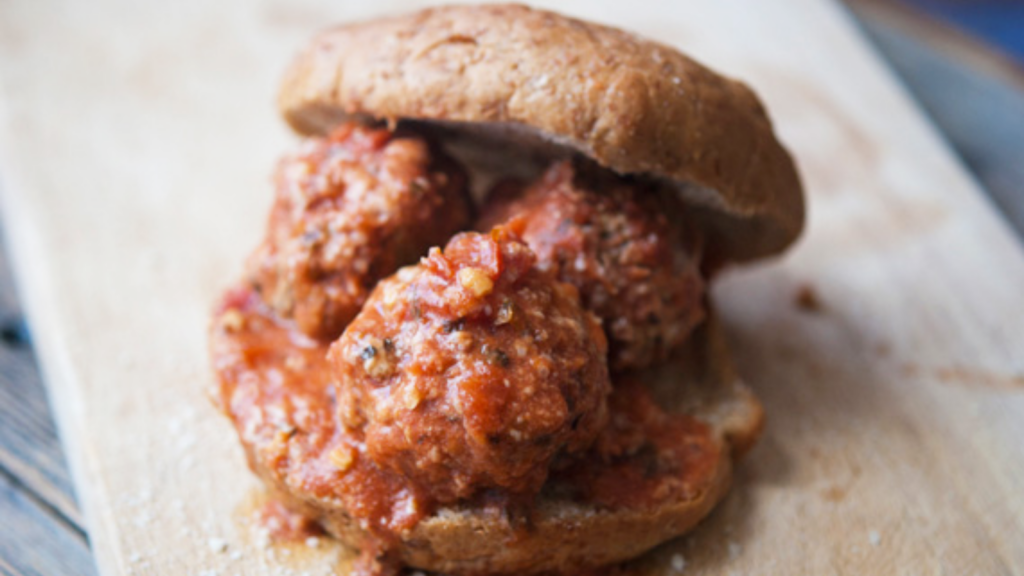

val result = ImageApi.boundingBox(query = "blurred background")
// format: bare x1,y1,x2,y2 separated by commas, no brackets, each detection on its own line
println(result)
894,0,1024,61
0,0,1022,575
845,0,1024,235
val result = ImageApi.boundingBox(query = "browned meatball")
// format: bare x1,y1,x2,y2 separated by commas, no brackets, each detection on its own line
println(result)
247,122,472,340
478,162,706,371
329,225,611,504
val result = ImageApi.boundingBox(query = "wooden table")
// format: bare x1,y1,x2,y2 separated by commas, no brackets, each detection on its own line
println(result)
0,2,1022,574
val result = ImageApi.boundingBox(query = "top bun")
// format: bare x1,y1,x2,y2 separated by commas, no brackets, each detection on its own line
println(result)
278,3,804,263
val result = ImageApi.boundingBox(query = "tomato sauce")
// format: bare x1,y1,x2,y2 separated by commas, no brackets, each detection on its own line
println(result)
556,377,721,510
210,288,431,541
211,286,719,545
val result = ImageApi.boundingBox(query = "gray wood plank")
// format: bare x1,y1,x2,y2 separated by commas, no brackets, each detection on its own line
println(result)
0,468,94,576
0,215,82,527
0,213,91,574
0,341,83,528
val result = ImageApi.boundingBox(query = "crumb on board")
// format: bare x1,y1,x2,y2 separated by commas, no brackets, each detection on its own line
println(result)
208,538,228,554
869,530,881,547
794,283,823,313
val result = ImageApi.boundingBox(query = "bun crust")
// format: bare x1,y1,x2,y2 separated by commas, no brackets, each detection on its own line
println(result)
278,3,804,263
245,313,763,575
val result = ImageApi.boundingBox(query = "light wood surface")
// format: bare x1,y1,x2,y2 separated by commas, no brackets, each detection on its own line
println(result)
1,1,1023,574
0,221,95,576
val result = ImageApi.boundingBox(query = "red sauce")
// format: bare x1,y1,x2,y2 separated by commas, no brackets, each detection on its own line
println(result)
210,288,430,541
555,377,720,510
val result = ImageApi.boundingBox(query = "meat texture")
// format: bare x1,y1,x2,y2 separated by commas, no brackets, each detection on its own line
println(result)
330,225,612,504
478,161,705,370
248,122,472,340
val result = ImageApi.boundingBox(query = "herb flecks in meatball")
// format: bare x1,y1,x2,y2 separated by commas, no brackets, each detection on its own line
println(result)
248,122,472,341
478,161,706,371
330,226,611,504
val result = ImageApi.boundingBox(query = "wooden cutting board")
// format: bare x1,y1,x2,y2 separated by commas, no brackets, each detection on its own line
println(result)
1,0,1023,574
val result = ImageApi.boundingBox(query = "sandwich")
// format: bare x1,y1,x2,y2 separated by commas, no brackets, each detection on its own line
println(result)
209,4,804,575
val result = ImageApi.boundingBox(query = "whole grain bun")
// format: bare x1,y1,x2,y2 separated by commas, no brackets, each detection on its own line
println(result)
249,314,763,575
258,6,781,572
278,3,804,264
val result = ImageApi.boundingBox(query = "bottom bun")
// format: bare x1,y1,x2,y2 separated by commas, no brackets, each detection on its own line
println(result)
242,310,762,575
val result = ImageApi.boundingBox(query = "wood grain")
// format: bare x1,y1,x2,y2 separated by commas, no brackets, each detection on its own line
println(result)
0,235,83,528
0,343,86,532
0,469,94,576
1,0,1023,575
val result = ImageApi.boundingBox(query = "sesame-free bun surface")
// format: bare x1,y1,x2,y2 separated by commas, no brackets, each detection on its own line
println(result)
249,314,763,575
278,3,805,263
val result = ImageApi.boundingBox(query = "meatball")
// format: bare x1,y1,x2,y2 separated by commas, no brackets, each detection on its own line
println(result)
329,225,611,504
477,161,705,371
247,122,472,340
